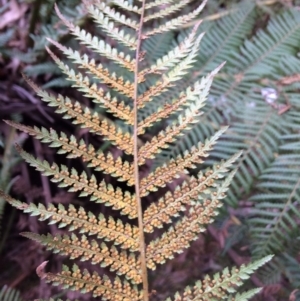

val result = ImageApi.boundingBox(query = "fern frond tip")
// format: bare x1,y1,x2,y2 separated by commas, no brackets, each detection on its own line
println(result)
210,61,226,78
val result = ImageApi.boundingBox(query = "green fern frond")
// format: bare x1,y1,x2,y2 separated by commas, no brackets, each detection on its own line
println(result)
144,0,192,23
232,288,262,301
229,9,300,80
249,134,300,258
0,29,14,48
94,1,139,29
165,255,272,301
0,286,22,301
137,32,205,109
111,0,141,13
259,253,300,288
140,22,201,78
144,0,207,37
210,104,283,207
144,0,177,10
193,2,256,75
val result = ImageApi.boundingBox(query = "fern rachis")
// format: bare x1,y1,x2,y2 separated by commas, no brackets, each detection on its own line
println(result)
0,0,272,300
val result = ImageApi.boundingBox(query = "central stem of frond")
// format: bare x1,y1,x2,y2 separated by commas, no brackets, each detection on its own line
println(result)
133,1,149,301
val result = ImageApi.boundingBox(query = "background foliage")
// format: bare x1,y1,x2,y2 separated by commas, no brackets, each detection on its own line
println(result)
1,0,300,300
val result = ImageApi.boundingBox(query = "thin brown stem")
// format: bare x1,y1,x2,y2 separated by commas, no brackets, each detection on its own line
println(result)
133,1,148,300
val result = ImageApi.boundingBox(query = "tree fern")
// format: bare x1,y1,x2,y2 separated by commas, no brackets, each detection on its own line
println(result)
0,1,272,300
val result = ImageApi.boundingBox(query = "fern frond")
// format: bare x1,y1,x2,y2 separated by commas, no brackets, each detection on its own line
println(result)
193,2,256,75
144,0,192,23
4,0,273,299
231,288,263,301
164,257,272,300
111,0,141,14
16,145,137,218
144,0,176,10
249,134,300,258
138,109,201,165
0,286,22,301
48,17,135,71
229,9,300,80
144,0,206,37
44,264,142,300
23,76,133,154
140,21,201,78
83,3,137,49
147,170,235,268
143,152,242,233
4,121,134,185
137,32,205,109
140,127,227,196
0,191,139,251
259,252,300,288
45,45,135,122
0,28,14,48
137,65,222,135
137,66,223,163
207,103,283,207
94,1,139,30
22,232,142,284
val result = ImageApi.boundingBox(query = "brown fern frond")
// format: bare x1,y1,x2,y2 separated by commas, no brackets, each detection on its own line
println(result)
16,145,137,218
43,264,142,300
146,171,235,269
0,191,139,251
4,121,135,185
83,2,137,49
50,12,136,71
140,127,227,196
23,76,133,154
1,1,271,300
143,152,242,233
138,96,210,165
45,46,136,114
22,232,142,284
144,0,207,37
138,112,200,165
